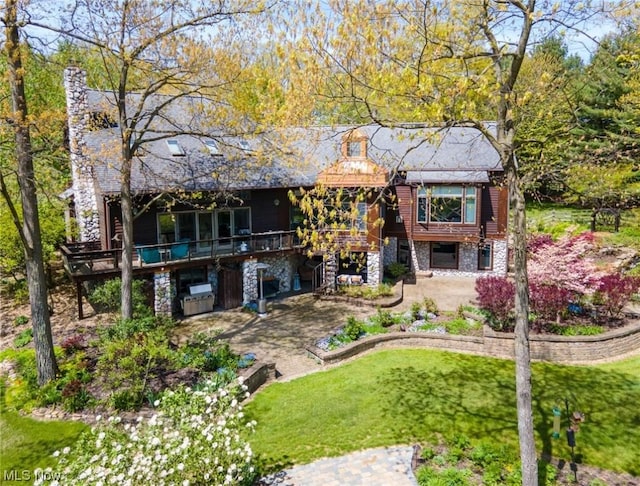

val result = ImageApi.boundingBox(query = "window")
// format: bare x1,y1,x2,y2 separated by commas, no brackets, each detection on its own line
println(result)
204,140,222,156
431,242,458,269
166,139,186,156
347,141,362,157
158,208,251,245
417,186,477,224
479,243,492,270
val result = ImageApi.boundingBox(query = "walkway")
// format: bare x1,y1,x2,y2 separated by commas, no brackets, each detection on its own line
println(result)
259,446,418,486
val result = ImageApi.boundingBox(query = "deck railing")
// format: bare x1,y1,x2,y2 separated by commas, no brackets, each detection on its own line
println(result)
60,230,302,276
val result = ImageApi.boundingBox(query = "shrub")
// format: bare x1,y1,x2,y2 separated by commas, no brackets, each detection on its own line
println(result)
547,324,604,336
410,302,422,321
61,334,85,355
422,297,439,315
89,277,151,317
13,315,29,326
178,332,240,374
343,316,364,341
596,273,640,317
475,276,515,330
38,378,257,486
385,262,408,279
529,283,573,323
13,328,33,348
371,308,397,328
97,325,176,411
61,379,91,412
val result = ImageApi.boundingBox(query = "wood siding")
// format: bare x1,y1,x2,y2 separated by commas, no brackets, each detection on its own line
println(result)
383,182,507,243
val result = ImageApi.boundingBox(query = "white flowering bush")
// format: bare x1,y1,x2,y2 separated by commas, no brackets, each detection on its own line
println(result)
36,377,257,486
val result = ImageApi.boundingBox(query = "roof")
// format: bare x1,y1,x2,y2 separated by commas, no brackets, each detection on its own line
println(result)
79,91,502,195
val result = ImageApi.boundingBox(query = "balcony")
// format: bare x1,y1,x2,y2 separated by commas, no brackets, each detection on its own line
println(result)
60,230,302,279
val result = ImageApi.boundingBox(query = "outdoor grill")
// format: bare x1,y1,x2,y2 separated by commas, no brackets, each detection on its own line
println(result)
181,282,215,316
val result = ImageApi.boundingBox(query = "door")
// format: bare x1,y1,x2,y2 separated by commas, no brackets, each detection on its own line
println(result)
218,267,242,309
198,213,213,253
216,210,232,250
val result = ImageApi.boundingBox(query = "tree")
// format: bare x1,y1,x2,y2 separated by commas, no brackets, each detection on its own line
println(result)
0,44,71,286
285,1,635,483
1,0,58,384
37,0,267,319
561,28,640,220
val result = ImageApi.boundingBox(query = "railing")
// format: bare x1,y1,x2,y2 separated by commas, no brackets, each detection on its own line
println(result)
60,230,302,276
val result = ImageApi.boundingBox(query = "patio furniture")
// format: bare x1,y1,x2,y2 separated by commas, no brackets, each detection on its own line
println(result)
137,246,161,264
171,241,189,260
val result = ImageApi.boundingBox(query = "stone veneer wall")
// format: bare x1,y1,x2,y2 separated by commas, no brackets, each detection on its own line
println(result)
366,250,382,284
64,67,101,242
383,237,398,267
412,239,508,277
154,271,174,316
242,255,296,304
242,259,258,304
413,241,429,271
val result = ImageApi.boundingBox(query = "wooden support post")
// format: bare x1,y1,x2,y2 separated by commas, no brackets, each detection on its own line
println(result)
76,280,84,320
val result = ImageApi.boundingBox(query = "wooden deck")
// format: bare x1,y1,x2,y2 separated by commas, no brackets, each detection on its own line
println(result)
60,230,303,280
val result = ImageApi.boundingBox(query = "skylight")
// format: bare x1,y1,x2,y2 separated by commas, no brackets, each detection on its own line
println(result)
166,139,185,156
204,139,222,156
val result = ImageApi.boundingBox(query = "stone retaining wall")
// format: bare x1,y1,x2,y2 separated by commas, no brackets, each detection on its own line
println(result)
307,319,640,366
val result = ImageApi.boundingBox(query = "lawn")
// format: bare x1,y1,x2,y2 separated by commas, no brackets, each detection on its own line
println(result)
244,349,640,475
0,411,87,486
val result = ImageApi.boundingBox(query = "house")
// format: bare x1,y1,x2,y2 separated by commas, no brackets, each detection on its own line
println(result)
61,67,507,318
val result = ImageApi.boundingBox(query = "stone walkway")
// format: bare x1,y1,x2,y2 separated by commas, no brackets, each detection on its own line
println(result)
259,446,418,486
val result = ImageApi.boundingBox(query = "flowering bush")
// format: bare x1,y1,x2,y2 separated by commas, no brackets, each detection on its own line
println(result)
474,276,515,330
37,378,257,486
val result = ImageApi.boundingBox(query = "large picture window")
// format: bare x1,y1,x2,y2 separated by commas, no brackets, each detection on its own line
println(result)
431,242,458,269
417,186,477,224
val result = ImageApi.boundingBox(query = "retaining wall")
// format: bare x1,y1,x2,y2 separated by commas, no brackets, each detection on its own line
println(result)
307,319,640,366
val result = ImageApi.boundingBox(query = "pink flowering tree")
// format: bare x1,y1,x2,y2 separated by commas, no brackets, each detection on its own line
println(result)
527,232,604,297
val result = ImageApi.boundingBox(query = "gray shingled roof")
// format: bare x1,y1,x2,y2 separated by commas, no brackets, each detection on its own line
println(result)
81,91,502,195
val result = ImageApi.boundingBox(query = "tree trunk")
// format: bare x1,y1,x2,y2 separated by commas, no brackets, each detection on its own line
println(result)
120,158,134,320
507,161,538,485
4,0,58,384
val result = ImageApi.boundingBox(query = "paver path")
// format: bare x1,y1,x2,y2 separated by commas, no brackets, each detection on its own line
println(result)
259,446,418,486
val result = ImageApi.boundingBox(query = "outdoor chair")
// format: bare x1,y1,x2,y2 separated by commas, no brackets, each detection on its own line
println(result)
137,246,161,264
171,241,189,260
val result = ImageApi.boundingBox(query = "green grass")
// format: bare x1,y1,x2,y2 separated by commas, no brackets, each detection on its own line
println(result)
245,349,640,475
526,202,640,251
0,411,87,485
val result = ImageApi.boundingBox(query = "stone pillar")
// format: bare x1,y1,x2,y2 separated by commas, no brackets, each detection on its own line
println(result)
154,271,174,316
325,254,337,292
493,240,509,276
366,250,382,285
383,237,398,267
243,259,258,303
64,66,100,242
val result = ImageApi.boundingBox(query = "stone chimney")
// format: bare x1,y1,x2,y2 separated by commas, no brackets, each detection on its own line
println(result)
64,66,101,242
